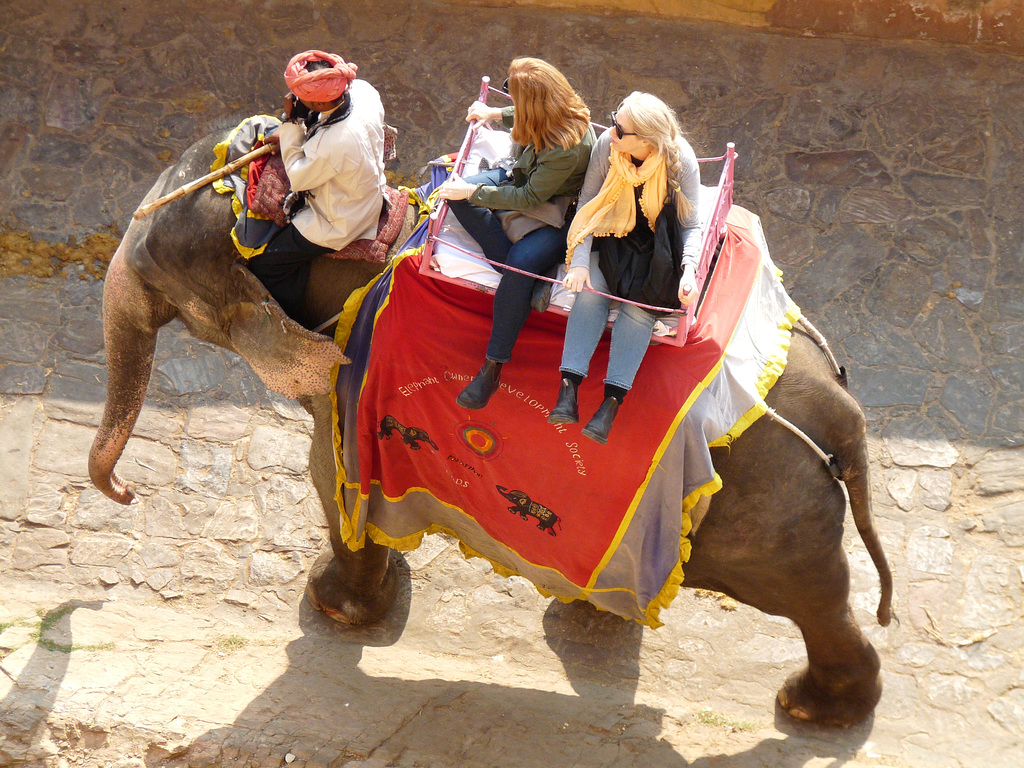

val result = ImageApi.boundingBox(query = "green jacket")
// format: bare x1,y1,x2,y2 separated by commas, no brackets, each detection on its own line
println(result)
469,106,596,211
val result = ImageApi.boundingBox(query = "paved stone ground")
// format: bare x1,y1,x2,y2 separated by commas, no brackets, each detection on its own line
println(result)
1,1,1023,767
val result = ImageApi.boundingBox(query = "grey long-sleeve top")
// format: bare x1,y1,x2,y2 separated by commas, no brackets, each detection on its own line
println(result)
568,128,703,271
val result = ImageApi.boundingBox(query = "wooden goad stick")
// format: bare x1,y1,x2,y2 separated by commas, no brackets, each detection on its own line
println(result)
132,143,275,220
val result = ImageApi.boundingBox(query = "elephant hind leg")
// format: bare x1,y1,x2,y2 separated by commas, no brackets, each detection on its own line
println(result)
778,609,882,726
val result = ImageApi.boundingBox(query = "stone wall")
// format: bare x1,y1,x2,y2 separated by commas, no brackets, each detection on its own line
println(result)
458,0,1024,54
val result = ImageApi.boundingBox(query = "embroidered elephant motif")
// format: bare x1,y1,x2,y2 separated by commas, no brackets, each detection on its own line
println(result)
377,415,439,450
495,484,560,536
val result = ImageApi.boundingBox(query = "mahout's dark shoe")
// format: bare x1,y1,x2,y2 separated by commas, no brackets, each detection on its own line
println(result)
581,396,620,445
457,360,502,409
547,377,580,424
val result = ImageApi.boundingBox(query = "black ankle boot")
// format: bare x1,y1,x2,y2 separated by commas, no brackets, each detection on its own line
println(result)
582,396,620,445
547,377,579,424
457,360,502,409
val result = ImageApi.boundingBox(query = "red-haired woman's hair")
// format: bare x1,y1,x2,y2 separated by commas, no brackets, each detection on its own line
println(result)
506,57,590,152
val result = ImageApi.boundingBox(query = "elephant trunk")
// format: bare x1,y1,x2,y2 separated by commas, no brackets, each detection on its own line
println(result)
89,242,173,505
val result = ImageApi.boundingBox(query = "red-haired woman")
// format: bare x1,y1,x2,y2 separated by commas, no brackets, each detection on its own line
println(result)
438,57,595,409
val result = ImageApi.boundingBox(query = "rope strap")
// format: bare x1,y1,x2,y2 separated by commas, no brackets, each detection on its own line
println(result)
764,407,841,478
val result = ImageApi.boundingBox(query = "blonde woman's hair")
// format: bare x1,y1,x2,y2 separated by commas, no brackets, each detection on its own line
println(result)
507,57,590,153
618,91,694,222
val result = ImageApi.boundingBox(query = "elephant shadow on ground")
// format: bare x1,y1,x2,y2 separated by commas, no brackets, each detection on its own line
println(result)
177,564,872,768
0,600,106,765
541,600,874,768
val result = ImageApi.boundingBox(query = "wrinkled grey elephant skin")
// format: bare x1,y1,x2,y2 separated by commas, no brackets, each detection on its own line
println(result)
89,131,892,728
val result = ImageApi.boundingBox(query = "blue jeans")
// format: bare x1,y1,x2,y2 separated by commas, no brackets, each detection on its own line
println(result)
448,169,569,363
559,263,657,390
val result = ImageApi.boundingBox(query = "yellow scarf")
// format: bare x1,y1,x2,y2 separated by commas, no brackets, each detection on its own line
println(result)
565,149,668,264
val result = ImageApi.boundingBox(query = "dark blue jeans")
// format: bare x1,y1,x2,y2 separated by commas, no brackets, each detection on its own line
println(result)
448,170,569,362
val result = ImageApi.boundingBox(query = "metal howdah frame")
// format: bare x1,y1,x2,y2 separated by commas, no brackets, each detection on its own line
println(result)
419,76,736,347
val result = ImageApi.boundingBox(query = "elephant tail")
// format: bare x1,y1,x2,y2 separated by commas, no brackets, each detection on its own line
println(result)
836,392,893,628
88,239,174,505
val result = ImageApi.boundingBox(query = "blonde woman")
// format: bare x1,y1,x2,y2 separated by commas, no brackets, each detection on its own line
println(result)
547,92,703,444
438,57,595,409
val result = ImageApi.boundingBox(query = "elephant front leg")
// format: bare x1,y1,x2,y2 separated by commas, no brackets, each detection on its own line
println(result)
305,396,400,625
305,535,400,625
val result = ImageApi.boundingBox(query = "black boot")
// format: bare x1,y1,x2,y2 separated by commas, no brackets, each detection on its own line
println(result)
547,377,579,424
582,396,621,445
457,360,502,409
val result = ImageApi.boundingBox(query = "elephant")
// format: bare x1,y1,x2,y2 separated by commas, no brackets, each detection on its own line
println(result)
495,484,561,535
377,415,440,450
89,128,893,728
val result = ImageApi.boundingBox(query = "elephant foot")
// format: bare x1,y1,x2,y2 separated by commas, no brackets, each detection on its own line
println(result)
777,665,882,727
304,550,399,625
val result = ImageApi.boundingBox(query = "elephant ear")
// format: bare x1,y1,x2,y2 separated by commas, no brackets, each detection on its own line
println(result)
226,265,350,399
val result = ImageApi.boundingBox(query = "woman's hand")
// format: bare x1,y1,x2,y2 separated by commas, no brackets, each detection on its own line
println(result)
437,173,476,201
466,101,504,124
564,266,591,294
678,264,697,306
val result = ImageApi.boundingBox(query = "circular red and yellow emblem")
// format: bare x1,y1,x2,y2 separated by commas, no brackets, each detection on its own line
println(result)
457,420,504,460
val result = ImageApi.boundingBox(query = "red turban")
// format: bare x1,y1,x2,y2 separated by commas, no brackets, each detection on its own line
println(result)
284,50,358,103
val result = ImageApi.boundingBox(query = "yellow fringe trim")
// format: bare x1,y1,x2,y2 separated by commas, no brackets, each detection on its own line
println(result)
709,302,801,448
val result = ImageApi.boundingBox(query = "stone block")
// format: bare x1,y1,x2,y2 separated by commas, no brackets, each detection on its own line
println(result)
852,367,931,407
785,150,892,187
981,499,1024,548
0,318,50,364
180,541,238,590
0,364,46,394
70,533,135,567
28,132,92,167
52,306,105,358
203,499,260,543
940,374,993,435
117,438,178,487
42,375,105,426
764,187,810,222
903,171,986,207
139,541,182,569
882,417,959,468
885,467,917,511
987,688,1024,735
838,188,911,224
34,421,96,478
918,468,952,512
0,279,62,325
906,525,953,575
25,480,67,527
155,355,226,396
74,488,138,533
0,399,36,521
134,404,185,443
186,403,252,442
176,440,232,498
11,528,70,570
959,554,1023,629
247,425,310,474
974,448,1024,495
922,672,973,708
248,550,302,586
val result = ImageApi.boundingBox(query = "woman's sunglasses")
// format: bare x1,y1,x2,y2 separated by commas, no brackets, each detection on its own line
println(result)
610,111,637,139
